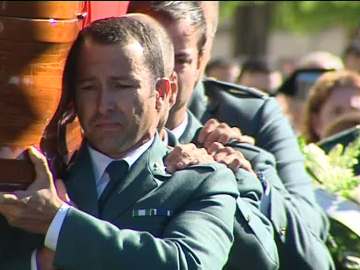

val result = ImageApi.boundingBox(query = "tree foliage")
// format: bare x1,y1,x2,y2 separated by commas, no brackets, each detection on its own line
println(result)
220,1,360,34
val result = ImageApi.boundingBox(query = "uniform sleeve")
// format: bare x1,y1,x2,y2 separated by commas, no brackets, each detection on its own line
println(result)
222,161,279,270
224,197,279,270
230,143,334,270
0,216,37,270
234,168,263,207
255,97,329,240
0,253,32,270
53,168,238,270
256,151,335,270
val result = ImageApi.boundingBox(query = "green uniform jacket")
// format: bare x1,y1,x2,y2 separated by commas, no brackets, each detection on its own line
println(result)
189,78,328,239
55,136,238,270
166,118,279,270
178,110,334,270
0,136,239,270
0,216,43,269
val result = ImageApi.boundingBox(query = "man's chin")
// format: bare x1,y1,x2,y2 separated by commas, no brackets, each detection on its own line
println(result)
88,135,127,153
93,142,128,158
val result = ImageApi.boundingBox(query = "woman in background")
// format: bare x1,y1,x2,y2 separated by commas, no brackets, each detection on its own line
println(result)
303,70,360,142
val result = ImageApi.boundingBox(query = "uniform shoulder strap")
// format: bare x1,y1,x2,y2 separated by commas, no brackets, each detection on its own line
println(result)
203,77,267,99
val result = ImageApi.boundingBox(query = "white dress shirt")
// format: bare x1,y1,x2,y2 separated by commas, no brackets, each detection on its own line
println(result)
170,113,188,141
88,138,154,197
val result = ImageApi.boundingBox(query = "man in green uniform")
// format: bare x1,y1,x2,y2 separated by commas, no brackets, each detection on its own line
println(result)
127,1,334,269
0,16,243,270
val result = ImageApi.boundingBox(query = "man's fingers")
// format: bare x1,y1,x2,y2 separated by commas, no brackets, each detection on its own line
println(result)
240,135,255,145
165,144,194,172
207,142,224,155
203,129,221,149
231,127,243,140
213,150,228,163
55,179,70,203
202,122,244,147
28,147,51,180
211,146,256,174
0,193,27,222
218,133,231,145
165,143,215,172
197,119,219,144
0,192,20,204
203,123,228,148
215,154,241,173
166,158,195,173
222,156,240,172
234,158,254,174
214,146,235,157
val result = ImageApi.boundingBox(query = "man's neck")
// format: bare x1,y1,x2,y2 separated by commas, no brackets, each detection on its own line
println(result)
166,106,187,130
90,132,154,160
88,135,155,182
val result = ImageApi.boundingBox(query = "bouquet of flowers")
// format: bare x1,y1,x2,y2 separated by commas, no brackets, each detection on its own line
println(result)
299,136,360,269
300,136,360,202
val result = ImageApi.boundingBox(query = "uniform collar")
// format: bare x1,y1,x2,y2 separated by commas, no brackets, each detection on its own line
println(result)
87,137,154,183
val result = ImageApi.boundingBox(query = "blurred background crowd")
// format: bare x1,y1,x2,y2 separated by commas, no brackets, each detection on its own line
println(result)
207,2,360,143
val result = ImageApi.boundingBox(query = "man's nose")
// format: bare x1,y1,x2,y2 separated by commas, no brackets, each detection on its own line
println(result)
98,90,115,114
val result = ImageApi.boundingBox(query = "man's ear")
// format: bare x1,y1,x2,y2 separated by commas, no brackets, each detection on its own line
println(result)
155,77,171,111
197,50,205,71
168,71,178,107
156,78,171,98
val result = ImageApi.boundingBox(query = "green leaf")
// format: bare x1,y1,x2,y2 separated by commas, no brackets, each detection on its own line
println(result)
301,136,360,201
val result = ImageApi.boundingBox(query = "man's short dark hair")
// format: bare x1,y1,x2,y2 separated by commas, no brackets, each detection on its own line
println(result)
205,57,239,75
60,16,166,128
65,16,164,94
128,1,207,54
343,41,360,58
240,58,273,76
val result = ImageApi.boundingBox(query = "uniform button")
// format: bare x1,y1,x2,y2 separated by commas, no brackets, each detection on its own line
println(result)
279,227,286,236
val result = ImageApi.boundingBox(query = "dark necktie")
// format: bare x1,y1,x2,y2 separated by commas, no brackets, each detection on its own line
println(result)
98,160,128,213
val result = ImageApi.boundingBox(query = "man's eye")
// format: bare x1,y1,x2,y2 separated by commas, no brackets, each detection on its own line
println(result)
114,83,134,90
78,84,96,91
176,58,192,65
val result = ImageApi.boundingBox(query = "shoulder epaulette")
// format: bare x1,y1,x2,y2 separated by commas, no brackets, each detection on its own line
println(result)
181,162,223,173
203,77,268,98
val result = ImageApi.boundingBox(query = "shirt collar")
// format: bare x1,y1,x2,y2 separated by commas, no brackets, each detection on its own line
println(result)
170,113,188,140
88,137,154,182
161,130,169,146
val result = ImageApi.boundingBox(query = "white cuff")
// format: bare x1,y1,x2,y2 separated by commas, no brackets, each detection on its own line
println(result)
31,250,37,270
44,203,71,251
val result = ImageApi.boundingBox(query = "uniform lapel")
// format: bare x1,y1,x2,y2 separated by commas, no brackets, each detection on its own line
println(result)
101,135,171,221
188,80,208,120
202,79,220,123
65,142,99,217
165,128,179,147
178,110,203,145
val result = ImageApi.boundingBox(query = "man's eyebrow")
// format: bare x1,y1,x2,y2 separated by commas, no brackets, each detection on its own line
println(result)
110,76,141,83
175,52,191,58
76,77,96,83
110,75,133,80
